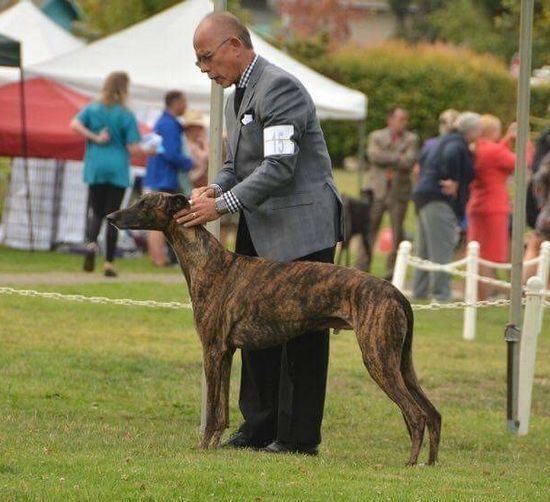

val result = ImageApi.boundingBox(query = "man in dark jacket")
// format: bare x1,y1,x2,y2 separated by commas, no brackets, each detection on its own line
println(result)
412,112,481,301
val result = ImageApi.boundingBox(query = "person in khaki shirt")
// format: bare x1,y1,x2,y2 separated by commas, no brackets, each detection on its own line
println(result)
358,107,418,277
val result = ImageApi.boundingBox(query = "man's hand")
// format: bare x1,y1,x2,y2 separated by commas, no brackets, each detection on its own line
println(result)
439,179,458,197
174,193,220,227
191,186,216,199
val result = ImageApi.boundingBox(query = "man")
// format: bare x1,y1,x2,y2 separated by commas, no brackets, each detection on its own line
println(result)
174,12,342,455
144,90,192,266
359,107,418,277
412,112,481,301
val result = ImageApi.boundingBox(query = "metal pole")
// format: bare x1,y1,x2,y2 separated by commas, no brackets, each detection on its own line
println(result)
505,0,534,435
19,65,34,251
201,0,227,434
356,119,366,193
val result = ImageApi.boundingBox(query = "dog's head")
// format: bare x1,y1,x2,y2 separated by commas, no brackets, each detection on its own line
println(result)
359,187,374,207
107,192,190,231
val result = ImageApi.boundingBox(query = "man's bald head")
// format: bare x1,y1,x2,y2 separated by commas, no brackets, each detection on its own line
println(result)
195,12,253,49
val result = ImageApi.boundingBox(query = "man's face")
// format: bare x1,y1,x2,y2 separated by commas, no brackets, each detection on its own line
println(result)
388,109,409,135
173,97,187,117
194,24,241,88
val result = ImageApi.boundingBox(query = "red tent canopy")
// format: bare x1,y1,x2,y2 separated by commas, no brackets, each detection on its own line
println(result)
0,77,149,165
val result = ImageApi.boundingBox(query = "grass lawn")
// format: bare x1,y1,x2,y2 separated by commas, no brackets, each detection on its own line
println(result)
0,279,549,499
1,168,549,500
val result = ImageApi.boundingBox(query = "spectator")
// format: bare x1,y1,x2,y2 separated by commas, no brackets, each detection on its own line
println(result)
184,109,209,189
70,71,151,277
467,115,519,299
412,112,482,301
144,90,193,266
413,109,460,182
524,128,550,282
360,107,418,278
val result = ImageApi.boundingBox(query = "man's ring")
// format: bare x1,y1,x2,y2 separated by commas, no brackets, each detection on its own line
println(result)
192,212,196,219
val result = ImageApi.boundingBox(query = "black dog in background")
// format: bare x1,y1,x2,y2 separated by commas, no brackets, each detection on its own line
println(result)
337,188,374,267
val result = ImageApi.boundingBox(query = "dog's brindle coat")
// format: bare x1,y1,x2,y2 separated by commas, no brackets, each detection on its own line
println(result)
108,193,441,465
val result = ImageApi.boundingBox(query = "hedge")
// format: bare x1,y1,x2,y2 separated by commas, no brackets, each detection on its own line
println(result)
301,42,550,166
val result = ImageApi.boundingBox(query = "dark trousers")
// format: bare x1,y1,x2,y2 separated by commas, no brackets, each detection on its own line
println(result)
86,183,125,262
235,215,334,445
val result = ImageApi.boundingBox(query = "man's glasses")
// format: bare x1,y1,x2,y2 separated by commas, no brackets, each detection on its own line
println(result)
195,37,231,68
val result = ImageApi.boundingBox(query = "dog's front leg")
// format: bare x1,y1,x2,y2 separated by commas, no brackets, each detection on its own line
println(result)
200,348,233,449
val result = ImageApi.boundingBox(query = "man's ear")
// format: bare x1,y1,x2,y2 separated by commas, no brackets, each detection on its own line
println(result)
166,193,190,217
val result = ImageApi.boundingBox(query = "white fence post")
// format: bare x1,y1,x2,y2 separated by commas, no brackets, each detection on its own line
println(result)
392,241,411,292
463,241,479,341
517,276,544,435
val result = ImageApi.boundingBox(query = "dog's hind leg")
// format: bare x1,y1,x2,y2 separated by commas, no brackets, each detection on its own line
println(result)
356,325,427,466
399,305,441,465
201,348,234,449
400,354,441,465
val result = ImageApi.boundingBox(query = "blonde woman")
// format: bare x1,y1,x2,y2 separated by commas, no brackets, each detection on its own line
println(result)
71,71,152,277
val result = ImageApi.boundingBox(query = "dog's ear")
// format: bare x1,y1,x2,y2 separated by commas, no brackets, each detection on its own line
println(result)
166,193,190,216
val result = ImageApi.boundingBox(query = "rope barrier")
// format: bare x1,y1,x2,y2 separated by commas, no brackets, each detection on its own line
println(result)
407,256,514,290
0,286,192,310
0,285,516,312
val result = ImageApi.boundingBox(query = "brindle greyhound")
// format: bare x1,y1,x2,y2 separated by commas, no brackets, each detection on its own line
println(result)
107,192,441,465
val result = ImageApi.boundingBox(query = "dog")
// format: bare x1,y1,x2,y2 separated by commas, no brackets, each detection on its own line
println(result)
107,192,441,466
336,188,374,267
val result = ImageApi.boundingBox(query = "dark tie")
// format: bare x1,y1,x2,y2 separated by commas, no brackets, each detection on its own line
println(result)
234,86,245,116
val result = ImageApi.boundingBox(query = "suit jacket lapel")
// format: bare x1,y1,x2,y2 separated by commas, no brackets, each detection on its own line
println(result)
231,56,268,157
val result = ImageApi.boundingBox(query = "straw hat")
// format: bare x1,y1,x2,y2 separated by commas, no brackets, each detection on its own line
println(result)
184,109,207,128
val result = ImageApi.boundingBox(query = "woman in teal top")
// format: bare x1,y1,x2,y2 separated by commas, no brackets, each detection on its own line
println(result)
71,71,151,277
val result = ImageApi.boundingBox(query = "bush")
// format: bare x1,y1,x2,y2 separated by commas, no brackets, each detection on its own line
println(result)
302,42,549,165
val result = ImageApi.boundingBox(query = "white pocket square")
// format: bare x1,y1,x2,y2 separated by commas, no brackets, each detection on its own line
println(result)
241,114,254,125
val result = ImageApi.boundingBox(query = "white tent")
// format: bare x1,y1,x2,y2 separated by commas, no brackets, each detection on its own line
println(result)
0,0,84,82
28,0,367,122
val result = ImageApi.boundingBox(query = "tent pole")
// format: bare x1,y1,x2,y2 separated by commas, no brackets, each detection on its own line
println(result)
505,0,534,435
19,65,34,251
356,118,366,193
201,0,227,434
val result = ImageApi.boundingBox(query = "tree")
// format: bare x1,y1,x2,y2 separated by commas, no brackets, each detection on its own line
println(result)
403,0,550,68
275,0,351,45
77,0,246,38
427,0,502,56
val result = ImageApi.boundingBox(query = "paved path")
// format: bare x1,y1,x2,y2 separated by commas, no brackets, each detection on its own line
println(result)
0,272,184,285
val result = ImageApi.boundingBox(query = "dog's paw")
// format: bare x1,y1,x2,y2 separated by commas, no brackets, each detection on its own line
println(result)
207,430,223,449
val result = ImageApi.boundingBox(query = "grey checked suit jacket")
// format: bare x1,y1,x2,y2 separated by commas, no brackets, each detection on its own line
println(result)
214,56,343,262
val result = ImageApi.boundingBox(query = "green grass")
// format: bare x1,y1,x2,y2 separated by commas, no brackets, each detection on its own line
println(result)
1,168,548,500
0,278,549,500
0,245,179,275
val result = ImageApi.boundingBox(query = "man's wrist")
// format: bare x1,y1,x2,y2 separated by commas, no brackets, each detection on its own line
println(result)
210,184,223,197
215,196,230,215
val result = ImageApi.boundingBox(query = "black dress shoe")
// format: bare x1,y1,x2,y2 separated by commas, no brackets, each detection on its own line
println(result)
261,440,319,456
220,430,268,450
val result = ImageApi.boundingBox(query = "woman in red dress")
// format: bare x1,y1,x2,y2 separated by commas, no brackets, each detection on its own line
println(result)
467,115,518,299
